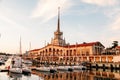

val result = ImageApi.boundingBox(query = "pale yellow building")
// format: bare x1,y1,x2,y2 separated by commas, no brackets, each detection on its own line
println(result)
28,8,105,65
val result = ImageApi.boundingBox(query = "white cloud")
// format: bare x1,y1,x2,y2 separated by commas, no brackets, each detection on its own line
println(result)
103,8,120,31
110,16,120,31
81,0,119,6
31,0,73,23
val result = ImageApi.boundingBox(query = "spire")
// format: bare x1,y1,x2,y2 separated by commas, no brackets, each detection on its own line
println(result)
57,7,60,32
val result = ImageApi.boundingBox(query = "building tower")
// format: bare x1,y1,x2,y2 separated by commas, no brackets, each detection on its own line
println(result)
51,7,66,46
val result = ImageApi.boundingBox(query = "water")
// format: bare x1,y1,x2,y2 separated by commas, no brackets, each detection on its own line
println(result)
0,70,120,80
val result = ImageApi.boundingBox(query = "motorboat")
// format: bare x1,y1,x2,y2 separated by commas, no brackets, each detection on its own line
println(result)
0,58,5,65
49,66,57,73
57,66,69,71
36,67,50,72
9,68,22,74
0,57,12,71
22,64,31,74
23,60,32,64
9,71,22,78
9,56,22,74
22,67,31,74
73,65,87,70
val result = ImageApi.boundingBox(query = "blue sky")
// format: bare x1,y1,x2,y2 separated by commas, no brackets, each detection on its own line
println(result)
0,0,120,53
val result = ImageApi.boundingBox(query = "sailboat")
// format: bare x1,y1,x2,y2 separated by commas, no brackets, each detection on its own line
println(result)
23,42,32,65
9,56,22,74
0,56,12,71
9,37,23,74
21,40,31,74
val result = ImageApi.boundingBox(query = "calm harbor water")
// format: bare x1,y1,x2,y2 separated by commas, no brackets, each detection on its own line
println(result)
0,69,120,80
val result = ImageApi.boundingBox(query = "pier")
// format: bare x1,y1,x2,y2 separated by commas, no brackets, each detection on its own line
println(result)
88,62,120,71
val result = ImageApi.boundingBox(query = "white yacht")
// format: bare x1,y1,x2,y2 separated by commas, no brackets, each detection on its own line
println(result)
57,66,69,71
9,37,23,74
0,57,12,71
36,67,50,72
0,57,5,65
23,60,32,64
73,65,87,70
9,68,22,74
22,64,31,74
9,56,22,74
49,66,57,73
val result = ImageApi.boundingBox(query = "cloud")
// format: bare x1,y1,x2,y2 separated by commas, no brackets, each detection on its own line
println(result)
81,0,119,6
80,0,120,31
31,0,73,23
110,16,120,31
103,8,120,31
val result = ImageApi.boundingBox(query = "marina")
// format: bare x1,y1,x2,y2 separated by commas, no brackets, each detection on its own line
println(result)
0,0,120,80
0,56,120,80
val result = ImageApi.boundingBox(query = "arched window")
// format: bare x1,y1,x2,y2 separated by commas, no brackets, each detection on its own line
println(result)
66,50,69,56
74,49,76,56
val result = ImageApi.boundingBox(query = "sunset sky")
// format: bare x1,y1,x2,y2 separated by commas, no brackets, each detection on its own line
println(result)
0,0,120,53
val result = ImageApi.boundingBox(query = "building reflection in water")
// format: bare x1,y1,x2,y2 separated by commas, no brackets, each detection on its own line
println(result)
7,72,22,80
32,70,120,80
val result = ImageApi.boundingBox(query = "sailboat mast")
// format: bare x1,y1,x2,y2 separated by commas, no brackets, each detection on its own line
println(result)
20,36,22,68
20,37,22,55
29,42,31,51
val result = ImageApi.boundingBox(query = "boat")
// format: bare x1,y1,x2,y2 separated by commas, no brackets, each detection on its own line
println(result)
36,67,50,72
36,66,57,73
73,65,87,70
22,64,31,74
0,57,5,65
9,67,22,74
22,67,31,74
57,65,74,72
0,57,12,71
9,37,23,74
49,66,57,73
9,71,22,78
57,66,69,71
9,56,22,74
23,60,32,64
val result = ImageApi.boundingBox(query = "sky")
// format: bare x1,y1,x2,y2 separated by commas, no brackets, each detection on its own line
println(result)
0,0,120,54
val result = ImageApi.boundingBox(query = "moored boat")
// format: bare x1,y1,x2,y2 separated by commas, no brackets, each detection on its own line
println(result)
22,64,31,74
57,66,69,71
9,68,22,74
36,67,50,72
73,65,87,70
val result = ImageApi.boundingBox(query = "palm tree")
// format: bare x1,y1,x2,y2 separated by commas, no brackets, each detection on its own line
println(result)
112,41,118,48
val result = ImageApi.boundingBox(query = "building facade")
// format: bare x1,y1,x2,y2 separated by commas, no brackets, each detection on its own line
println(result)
27,8,107,65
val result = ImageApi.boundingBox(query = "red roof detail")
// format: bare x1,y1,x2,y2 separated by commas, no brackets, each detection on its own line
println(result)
116,46,120,49
64,42,100,48
30,49,40,52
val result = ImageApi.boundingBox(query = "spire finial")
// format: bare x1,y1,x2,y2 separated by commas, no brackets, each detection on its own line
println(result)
57,7,60,32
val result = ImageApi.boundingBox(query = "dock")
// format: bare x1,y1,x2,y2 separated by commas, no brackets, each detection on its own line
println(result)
87,62,120,71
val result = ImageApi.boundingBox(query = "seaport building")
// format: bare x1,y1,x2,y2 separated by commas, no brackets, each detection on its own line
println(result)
26,8,111,65
23,8,120,69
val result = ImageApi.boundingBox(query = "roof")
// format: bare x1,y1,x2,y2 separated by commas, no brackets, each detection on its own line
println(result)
116,46,120,49
64,42,104,48
29,49,40,52
29,42,104,52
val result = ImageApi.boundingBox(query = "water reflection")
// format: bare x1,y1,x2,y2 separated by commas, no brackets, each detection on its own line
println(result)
0,70,120,80
32,70,120,80
8,72,22,80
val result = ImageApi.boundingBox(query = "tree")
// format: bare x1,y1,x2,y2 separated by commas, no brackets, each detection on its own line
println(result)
112,41,118,48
